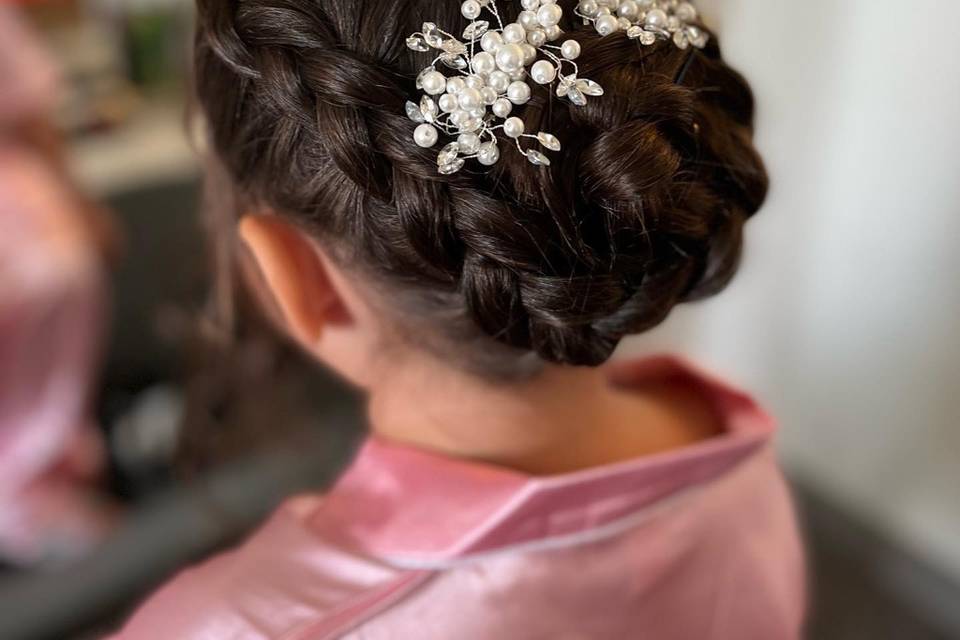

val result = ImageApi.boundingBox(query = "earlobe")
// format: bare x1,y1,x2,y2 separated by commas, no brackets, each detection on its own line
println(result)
238,214,337,346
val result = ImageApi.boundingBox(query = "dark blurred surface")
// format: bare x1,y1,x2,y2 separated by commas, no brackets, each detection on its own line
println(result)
800,490,960,640
100,180,207,391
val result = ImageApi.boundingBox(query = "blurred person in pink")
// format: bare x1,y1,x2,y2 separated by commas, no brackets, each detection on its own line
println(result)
115,0,806,637
0,4,115,566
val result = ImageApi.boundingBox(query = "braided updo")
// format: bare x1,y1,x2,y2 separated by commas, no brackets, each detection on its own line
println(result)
194,0,767,374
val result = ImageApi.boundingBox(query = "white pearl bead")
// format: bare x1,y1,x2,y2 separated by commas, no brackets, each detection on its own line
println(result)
461,0,481,19
518,10,539,31
537,3,563,27
509,68,527,81
465,74,485,89
676,2,698,21
446,76,466,95
527,28,546,47
506,81,531,105
503,23,527,44
458,87,483,110
477,141,500,166
560,39,581,60
617,0,639,20
450,109,469,125
595,14,619,35
503,117,525,138
645,8,667,28
414,123,438,148
458,132,481,154
480,31,503,53
521,44,537,65
492,98,512,117
495,43,525,73
530,60,556,85
545,25,563,41
471,51,496,76
487,70,510,93
480,86,498,105
421,71,446,96
579,0,599,17
521,0,540,9
438,93,458,112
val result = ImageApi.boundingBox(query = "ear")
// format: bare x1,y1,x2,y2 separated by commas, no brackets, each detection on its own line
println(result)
238,213,393,389
238,214,343,347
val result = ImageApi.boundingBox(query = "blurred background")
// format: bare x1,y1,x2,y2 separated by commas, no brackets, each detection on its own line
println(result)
0,1,957,639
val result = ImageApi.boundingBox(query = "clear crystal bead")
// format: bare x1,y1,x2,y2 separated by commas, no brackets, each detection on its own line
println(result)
439,158,466,175
526,150,551,167
537,132,561,151
555,75,575,98
441,39,467,55
462,20,490,40
576,79,604,97
406,100,426,123
424,32,444,48
422,22,438,36
406,35,430,52
437,143,461,166
420,96,439,121
673,31,689,49
566,87,587,107
626,26,644,39
687,26,708,48
440,54,468,70
639,31,657,45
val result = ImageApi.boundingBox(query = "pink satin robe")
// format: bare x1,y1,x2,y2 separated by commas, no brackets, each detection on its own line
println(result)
114,356,806,639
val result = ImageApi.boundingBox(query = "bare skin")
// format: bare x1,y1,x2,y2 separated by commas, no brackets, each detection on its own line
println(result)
239,214,722,476
366,355,721,475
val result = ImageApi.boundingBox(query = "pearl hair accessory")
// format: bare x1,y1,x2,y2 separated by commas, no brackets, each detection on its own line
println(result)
575,0,708,49
406,0,707,174
405,0,603,174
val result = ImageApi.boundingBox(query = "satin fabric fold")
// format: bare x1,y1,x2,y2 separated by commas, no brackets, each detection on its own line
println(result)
115,356,805,639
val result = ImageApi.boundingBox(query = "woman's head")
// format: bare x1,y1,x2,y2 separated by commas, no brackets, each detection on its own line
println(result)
193,0,767,383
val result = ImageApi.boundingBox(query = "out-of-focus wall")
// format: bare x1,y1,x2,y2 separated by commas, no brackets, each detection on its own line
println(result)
627,0,960,576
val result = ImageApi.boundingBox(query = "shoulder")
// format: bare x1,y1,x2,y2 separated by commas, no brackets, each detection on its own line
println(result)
112,497,428,640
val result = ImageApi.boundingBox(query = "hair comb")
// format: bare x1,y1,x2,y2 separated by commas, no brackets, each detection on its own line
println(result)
405,0,707,174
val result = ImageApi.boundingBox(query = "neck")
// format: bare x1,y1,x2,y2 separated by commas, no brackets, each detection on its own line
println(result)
365,353,715,475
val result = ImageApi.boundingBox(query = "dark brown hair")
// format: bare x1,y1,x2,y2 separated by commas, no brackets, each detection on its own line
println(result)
193,0,767,374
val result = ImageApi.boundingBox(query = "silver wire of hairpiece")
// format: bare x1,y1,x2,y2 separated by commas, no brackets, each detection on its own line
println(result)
406,0,602,174
575,1,708,49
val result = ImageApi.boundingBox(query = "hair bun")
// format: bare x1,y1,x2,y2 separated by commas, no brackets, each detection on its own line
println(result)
195,1,767,373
